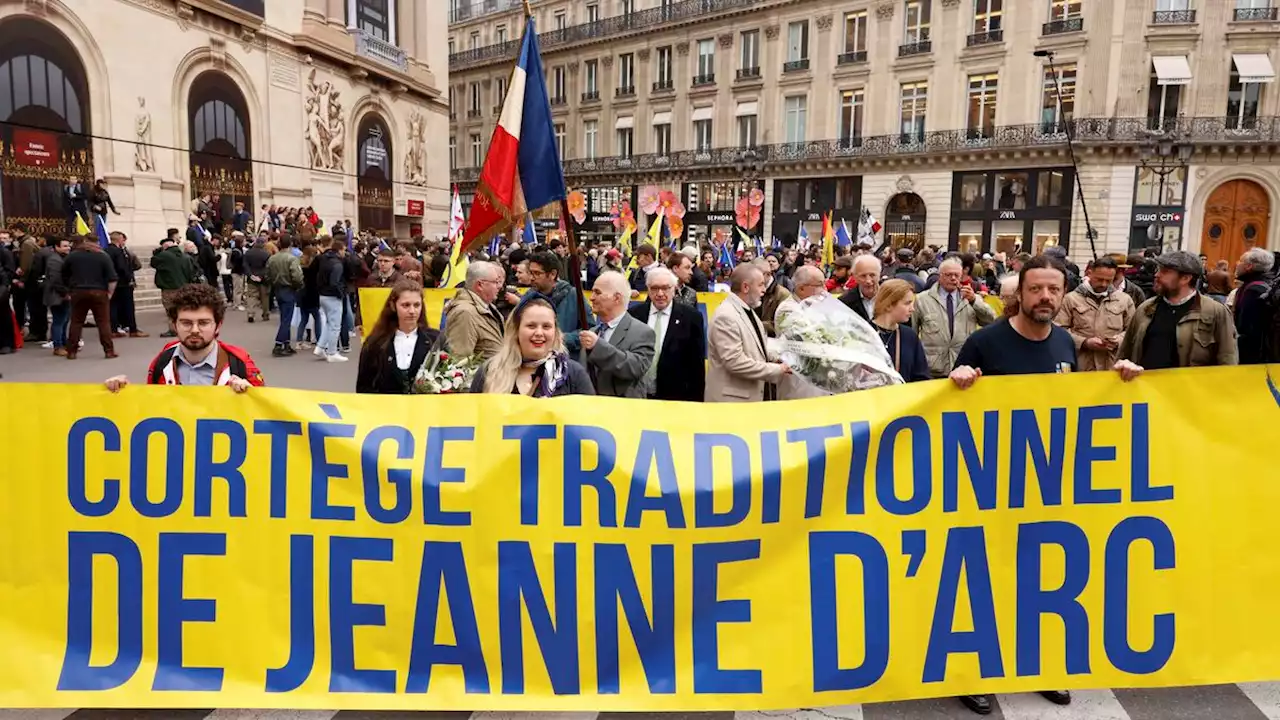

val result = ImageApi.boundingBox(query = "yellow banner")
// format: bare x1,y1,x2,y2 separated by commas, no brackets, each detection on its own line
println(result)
3,368,1280,710
359,287,726,338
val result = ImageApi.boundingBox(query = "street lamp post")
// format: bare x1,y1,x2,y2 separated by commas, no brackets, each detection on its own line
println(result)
1138,131,1194,251
1034,48,1099,260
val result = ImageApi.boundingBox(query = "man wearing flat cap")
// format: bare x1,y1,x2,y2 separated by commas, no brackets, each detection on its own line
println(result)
1118,250,1237,369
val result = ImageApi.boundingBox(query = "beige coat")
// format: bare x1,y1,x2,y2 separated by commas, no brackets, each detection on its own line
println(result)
443,287,505,360
706,292,783,402
911,287,997,377
1054,286,1136,371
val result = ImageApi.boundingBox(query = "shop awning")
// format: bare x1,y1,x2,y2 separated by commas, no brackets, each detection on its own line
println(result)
1234,53,1276,84
735,101,758,117
1152,55,1192,86
692,106,714,121
652,111,672,125
615,116,633,130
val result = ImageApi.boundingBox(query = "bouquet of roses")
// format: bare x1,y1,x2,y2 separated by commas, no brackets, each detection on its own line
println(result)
409,349,485,394
775,295,903,397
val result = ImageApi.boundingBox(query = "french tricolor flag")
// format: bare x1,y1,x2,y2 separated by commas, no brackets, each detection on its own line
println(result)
460,15,565,254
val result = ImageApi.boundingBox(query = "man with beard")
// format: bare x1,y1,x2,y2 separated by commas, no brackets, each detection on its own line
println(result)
102,283,264,392
947,253,1141,717
1119,250,1236,369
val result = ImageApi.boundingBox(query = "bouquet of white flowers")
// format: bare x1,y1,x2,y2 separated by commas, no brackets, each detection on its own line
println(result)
775,294,903,397
409,349,485,394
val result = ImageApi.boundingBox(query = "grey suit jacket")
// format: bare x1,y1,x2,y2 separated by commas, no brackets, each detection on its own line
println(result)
587,312,656,398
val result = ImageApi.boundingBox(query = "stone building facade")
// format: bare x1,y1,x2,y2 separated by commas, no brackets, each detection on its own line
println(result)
0,0,451,244
449,0,1280,268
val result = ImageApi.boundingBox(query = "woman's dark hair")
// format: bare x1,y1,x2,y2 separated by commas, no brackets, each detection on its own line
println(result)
364,279,429,360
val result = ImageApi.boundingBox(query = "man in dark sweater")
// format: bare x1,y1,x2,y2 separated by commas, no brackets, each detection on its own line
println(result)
105,231,146,339
241,238,271,323
1119,250,1237,369
62,238,118,359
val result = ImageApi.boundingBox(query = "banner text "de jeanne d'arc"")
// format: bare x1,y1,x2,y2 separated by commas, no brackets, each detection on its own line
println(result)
57,401,1176,698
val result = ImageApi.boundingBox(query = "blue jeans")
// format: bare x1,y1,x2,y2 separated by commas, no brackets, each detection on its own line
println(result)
50,303,69,349
274,287,297,346
296,305,321,343
318,295,344,356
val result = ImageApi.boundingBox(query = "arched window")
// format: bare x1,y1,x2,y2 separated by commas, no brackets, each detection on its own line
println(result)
358,116,391,180
187,71,254,230
357,113,394,237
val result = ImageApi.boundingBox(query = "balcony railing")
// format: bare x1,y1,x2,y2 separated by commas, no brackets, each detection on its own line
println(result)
736,66,761,79
581,90,600,102
783,58,810,72
652,79,674,92
1042,16,1084,34
450,116,1280,185
549,96,567,106
450,0,762,69
615,85,636,98
966,29,1003,46
899,40,932,57
351,28,408,72
1152,9,1196,23
449,0,523,24
692,73,716,86
1235,6,1279,21
466,109,482,118
837,50,868,65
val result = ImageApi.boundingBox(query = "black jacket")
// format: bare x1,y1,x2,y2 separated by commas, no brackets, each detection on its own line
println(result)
627,300,706,402
880,322,931,383
316,250,346,297
105,244,135,285
838,288,874,325
242,246,270,281
355,328,440,394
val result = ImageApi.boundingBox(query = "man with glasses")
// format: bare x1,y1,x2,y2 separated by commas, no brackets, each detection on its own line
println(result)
102,283,264,392
444,261,506,361
628,266,705,401
775,265,828,328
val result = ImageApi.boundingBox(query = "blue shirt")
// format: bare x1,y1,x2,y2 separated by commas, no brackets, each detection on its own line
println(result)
175,342,218,386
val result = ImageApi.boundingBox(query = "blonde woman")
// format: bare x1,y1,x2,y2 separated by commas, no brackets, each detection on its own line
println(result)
872,279,930,382
470,295,594,396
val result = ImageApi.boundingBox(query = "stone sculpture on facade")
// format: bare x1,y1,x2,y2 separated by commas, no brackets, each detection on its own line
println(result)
134,96,154,173
305,68,345,170
403,111,428,186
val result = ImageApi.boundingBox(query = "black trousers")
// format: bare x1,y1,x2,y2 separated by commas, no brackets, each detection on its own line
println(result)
25,284,47,340
110,284,138,333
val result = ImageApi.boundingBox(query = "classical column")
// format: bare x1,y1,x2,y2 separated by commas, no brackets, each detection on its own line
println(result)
398,0,416,58
328,0,346,27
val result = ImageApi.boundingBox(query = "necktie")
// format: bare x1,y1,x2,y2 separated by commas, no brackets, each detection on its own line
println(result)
946,292,955,336
646,310,667,380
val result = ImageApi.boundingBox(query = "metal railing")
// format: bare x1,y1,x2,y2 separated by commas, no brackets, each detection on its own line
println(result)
549,96,567,106
837,50,868,65
615,85,636,97
581,90,600,102
783,58,810,72
1042,16,1084,34
692,73,716,86
1152,9,1196,23
899,40,932,57
736,66,761,79
450,116,1280,185
466,109,482,118
449,0,761,69
653,79,674,91
351,28,407,71
1235,7,1279,21
966,29,1003,46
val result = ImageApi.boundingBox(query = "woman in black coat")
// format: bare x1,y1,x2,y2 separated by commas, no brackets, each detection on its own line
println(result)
355,279,440,394
872,279,932,383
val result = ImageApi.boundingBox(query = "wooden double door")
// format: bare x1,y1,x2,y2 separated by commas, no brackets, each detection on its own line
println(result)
1201,179,1271,270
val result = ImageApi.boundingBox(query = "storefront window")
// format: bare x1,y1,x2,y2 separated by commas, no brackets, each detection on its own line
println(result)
992,220,1023,255
688,181,739,212
836,178,859,209
588,186,632,214
1135,165,1186,206
958,221,984,254
994,173,1029,210
1036,170,1066,207
960,173,987,210
777,181,802,213
1032,220,1061,254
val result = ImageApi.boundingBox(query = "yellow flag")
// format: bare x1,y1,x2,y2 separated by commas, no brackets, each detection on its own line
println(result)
444,239,469,288
73,213,90,237
645,209,664,246
617,225,633,255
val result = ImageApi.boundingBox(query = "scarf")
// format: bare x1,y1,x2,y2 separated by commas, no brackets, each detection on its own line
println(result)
1080,282,1113,300
521,352,568,397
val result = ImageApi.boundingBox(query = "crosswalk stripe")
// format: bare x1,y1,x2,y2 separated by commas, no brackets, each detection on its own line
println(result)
1240,682,1280,720
995,689,1129,719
